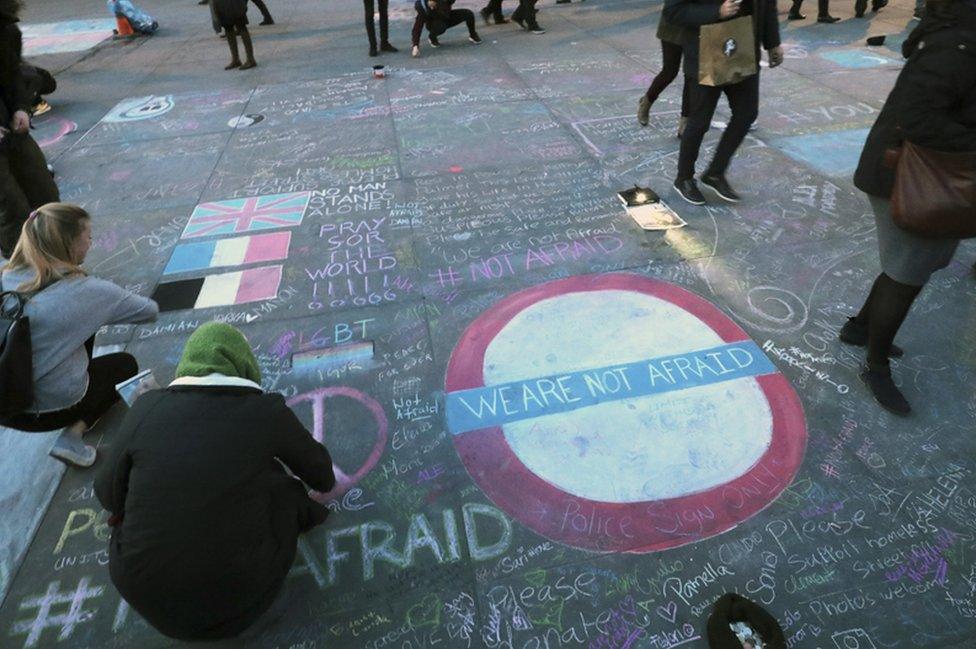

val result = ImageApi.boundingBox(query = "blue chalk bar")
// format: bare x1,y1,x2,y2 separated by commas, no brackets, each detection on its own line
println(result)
771,128,870,177
820,50,896,69
163,240,217,275
446,340,777,435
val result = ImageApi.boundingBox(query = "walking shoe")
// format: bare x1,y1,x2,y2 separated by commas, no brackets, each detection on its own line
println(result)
838,317,904,357
50,435,97,468
32,100,52,116
428,35,440,47
259,18,275,25
469,33,483,44
817,14,840,22
381,41,399,52
240,59,257,70
224,59,242,70
412,45,421,57
637,95,651,127
860,365,911,415
480,7,492,23
673,178,706,205
529,23,546,34
369,46,379,57
787,10,805,19
700,173,741,203
512,15,527,29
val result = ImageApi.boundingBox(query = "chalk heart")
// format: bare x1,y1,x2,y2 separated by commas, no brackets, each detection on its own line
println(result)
407,593,441,629
656,601,677,624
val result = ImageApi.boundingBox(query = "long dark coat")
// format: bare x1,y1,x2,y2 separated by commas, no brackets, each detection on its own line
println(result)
95,384,335,641
854,2,976,198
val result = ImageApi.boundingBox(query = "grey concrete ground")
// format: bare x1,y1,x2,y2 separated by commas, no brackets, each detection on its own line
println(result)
2,0,975,647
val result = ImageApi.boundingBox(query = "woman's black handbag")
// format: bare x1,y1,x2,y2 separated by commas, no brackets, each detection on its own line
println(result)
0,291,34,417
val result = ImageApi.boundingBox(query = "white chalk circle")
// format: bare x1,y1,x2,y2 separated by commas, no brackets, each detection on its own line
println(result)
483,290,773,502
103,95,175,123
228,114,265,128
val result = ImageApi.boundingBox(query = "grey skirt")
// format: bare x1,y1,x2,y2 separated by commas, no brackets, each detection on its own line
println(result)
870,194,960,287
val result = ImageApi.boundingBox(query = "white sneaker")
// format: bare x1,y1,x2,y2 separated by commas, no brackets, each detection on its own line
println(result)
412,45,420,57
49,434,97,467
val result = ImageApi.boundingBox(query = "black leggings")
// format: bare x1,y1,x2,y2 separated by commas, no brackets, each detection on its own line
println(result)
364,0,390,48
644,40,690,117
0,340,138,432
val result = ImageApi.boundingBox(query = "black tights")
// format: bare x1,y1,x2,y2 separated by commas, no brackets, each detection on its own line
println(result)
854,273,922,368
251,0,273,22
364,0,390,48
644,40,690,117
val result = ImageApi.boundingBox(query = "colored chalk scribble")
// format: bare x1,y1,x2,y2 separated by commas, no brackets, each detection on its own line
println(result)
182,193,310,239
770,128,871,177
20,20,116,56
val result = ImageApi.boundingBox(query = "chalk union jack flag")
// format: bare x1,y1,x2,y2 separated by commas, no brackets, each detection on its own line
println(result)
181,191,311,239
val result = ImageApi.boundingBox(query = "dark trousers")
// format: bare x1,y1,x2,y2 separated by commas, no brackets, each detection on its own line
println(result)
364,0,390,48
250,0,273,21
511,0,539,24
483,0,504,19
644,40,690,117
676,74,759,181
440,9,477,36
0,133,60,259
791,0,833,16
0,339,138,432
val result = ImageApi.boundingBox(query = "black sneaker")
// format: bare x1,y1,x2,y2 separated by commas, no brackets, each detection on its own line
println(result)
860,365,911,415
556,0,571,3
381,41,399,53
700,173,741,203
787,11,805,19
817,14,840,22
469,33,483,44
259,17,275,25
428,35,440,47
838,317,904,357
673,178,706,206
528,23,546,34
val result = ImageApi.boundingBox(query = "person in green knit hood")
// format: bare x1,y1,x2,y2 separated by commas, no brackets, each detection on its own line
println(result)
95,322,336,641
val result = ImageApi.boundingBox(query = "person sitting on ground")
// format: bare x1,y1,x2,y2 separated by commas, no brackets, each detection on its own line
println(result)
95,322,336,641
0,203,158,467
209,0,258,69
411,0,482,57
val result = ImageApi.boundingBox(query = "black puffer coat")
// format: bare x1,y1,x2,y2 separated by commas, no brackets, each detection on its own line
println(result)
854,1,976,198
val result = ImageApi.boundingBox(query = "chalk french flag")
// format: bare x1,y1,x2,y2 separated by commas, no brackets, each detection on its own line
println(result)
163,232,291,276
152,265,283,312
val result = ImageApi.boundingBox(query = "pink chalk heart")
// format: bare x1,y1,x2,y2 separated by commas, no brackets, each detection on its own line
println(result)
449,165,463,174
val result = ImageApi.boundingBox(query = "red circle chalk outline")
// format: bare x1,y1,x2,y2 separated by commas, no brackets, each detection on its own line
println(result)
445,273,807,553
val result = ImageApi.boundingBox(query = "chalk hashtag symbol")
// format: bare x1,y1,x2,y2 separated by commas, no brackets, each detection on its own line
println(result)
820,463,840,478
430,266,462,287
10,578,104,648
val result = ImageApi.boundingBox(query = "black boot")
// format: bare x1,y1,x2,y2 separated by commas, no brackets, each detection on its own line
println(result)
224,29,242,69
239,27,257,69
788,0,806,19
860,364,911,415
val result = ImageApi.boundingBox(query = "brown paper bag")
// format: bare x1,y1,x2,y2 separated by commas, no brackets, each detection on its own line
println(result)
698,16,758,87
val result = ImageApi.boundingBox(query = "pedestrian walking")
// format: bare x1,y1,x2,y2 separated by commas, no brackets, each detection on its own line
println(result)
664,0,783,206
787,0,840,21
843,0,976,415
637,11,691,136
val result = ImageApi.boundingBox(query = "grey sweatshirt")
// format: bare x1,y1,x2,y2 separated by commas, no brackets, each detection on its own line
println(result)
1,267,159,412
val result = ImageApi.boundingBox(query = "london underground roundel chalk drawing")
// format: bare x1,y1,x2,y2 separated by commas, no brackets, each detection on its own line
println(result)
445,273,807,553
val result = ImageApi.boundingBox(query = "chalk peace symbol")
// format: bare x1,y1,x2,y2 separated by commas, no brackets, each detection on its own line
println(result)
287,386,388,503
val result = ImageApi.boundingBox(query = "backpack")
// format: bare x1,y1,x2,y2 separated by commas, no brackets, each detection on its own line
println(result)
0,290,34,417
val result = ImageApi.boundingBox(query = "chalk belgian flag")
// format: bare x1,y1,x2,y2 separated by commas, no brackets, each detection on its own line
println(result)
151,266,283,312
